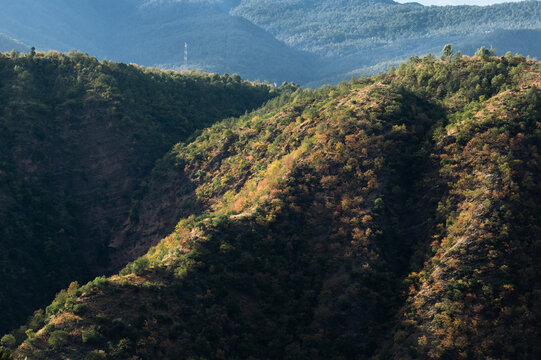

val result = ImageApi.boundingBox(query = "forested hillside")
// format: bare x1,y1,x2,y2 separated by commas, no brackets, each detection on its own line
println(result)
233,0,541,83
455,29,541,60
234,0,541,56
3,53,539,360
1,0,540,84
0,50,277,334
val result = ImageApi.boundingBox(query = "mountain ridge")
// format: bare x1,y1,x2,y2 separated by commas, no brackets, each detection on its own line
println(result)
2,53,540,360
0,50,279,334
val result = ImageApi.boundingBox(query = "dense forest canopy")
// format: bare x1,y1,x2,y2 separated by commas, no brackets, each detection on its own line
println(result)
1,52,539,360
234,0,541,55
0,1,540,359
0,50,278,334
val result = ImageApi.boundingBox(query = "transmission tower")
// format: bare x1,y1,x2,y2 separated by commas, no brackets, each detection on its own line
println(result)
184,42,188,70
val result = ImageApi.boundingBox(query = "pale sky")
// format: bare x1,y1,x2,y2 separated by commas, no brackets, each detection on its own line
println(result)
395,0,527,5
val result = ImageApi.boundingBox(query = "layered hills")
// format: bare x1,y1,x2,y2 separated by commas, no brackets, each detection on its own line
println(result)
0,0,540,84
2,52,539,359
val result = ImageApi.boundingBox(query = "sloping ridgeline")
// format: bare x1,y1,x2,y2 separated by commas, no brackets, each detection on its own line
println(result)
5,54,540,359
0,0,315,84
0,50,277,334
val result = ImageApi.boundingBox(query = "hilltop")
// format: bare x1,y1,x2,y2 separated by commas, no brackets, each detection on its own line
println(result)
2,52,540,359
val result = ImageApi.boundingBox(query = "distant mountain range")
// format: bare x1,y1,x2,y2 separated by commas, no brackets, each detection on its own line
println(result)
0,0,540,84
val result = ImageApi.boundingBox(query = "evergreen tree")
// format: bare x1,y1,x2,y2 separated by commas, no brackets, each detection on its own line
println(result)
441,44,453,60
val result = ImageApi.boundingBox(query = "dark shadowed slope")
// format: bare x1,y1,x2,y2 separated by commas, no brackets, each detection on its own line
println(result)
0,50,278,334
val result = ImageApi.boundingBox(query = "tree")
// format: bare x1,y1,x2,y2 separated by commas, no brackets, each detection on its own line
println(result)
85,350,106,360
475,46,496,59
441,44,453,61
0,335,15,350
48,330,70,350
0,350,13,360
